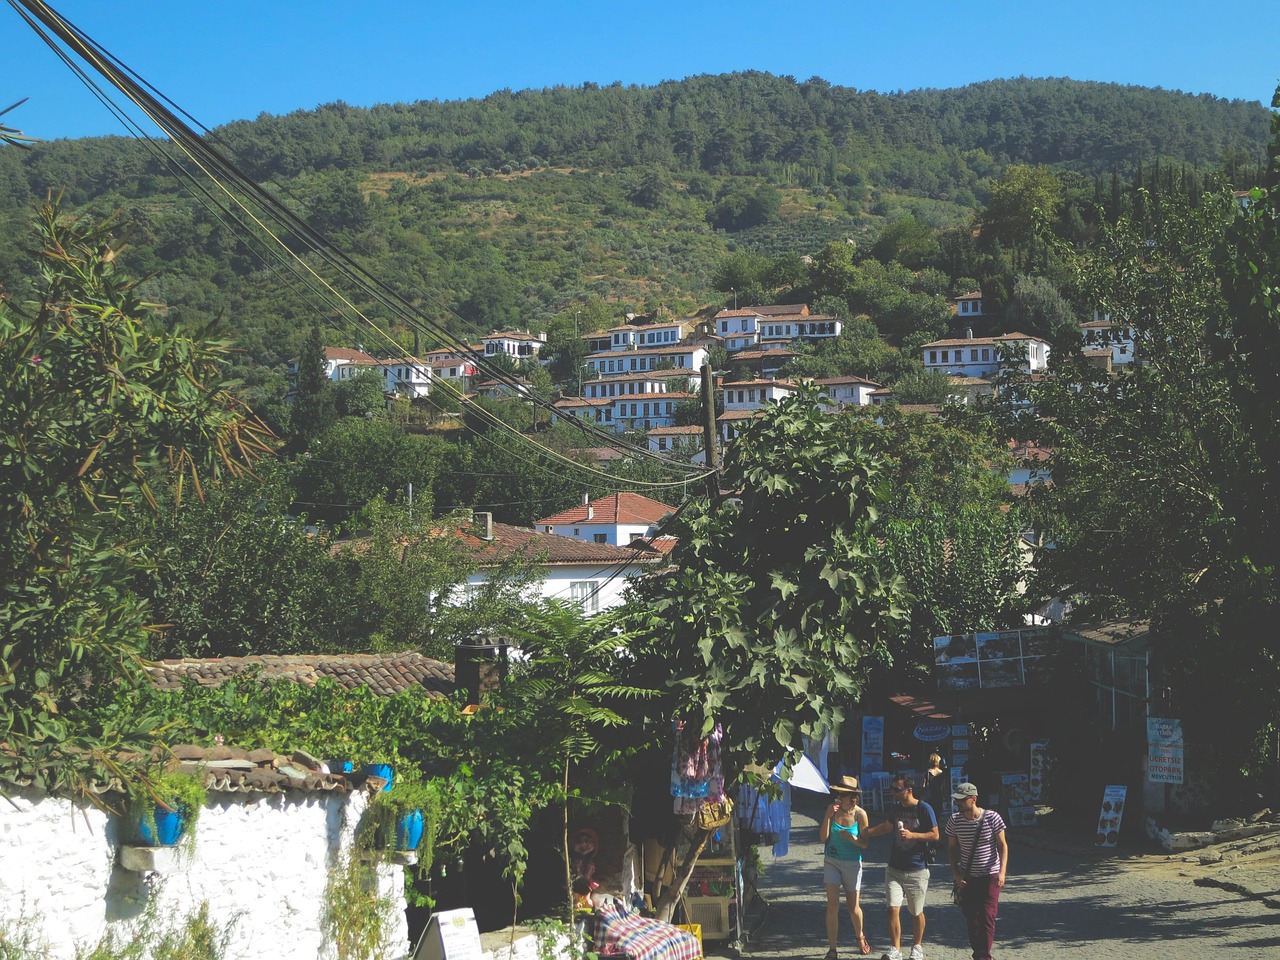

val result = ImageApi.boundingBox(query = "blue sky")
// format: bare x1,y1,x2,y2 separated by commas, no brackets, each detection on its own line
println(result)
5,0,1277,141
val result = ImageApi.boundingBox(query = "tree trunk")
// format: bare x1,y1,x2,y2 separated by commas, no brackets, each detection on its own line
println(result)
652,828,711,922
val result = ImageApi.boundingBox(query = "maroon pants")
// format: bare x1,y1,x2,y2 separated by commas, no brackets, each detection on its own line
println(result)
959,874,1001,960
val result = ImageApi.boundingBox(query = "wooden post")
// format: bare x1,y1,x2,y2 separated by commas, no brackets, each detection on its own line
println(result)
701,362,718,500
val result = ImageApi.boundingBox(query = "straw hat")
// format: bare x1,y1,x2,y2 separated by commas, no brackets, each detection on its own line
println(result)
829,775,861,794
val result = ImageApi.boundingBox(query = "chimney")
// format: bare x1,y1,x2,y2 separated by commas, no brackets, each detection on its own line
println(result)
582,492,594,521
966,328,974,339
455,628,509,707
473,511,494,541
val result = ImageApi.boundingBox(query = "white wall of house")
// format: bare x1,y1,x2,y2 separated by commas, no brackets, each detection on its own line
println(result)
540,520,654,547
0,787,407,960
464,562,647,615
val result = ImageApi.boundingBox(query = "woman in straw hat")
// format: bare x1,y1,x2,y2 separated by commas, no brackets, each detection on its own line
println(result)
820,775,872,959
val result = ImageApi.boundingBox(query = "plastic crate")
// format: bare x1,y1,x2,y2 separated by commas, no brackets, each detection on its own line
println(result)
674,924,702,956
684,897,731,940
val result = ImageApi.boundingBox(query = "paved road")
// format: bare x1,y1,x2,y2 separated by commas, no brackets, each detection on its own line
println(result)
714,799,1280,960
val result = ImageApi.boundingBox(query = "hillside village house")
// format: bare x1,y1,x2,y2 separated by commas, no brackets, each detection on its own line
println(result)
536,492,673,546
552,395,615,426
954,290,984,318
722,378,799,411
584,343,708,378
611,390,697,432
481,329,547,362
646,424,704,455
453,515,664,614
920,331,1051,379
714,304,844,353
725,347,799,380
1081,315,1137,368
289,346,432,399
814,375,882,410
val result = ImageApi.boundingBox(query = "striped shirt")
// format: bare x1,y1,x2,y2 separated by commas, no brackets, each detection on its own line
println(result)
946,810,1006,877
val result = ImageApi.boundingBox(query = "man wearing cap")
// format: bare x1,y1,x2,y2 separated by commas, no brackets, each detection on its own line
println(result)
861,774,939,960
945,783,1008,960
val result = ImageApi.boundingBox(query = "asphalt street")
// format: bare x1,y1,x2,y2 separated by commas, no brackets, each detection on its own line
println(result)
713,799,1280,959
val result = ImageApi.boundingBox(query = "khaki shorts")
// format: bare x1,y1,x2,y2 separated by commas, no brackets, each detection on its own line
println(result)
885,866,930,915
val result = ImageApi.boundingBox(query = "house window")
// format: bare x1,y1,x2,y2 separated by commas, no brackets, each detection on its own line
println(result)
593,533,608,544
658,438,668,451
941,351,949,363
573,528,580,537
971,350,978,361
929,351,937,364
981,349,990,361
569,580,600,614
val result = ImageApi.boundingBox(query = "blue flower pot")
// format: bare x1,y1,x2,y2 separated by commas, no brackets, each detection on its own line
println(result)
395,810,424,851
361,763,394,792
138,803,186,846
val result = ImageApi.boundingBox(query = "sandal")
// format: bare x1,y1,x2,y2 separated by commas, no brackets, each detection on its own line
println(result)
823,950,837,960
858,934,872,956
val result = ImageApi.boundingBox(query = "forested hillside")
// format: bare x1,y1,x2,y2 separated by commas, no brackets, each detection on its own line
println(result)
0,72,1268,409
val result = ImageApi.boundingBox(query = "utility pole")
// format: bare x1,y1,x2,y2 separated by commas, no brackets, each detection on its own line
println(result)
700,362,719,500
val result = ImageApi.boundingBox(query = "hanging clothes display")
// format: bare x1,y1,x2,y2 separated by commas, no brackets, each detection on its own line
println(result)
670,721,725,814
736,781,792,857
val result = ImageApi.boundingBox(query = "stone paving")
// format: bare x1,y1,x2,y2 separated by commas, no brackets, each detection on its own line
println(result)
708,798,1280,959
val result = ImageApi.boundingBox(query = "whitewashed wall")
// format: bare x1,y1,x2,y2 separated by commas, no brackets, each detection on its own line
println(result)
0,786,408,960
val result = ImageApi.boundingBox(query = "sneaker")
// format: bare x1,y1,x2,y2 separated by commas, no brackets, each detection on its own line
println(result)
908,946,924,960
881,950,902,960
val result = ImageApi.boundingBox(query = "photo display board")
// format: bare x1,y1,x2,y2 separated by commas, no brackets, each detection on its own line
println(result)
933,629,1050,690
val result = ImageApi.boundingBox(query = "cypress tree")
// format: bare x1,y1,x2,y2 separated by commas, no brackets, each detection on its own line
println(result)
290,323,336,447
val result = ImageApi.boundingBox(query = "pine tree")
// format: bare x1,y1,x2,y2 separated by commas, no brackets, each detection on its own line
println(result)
290,323,335,447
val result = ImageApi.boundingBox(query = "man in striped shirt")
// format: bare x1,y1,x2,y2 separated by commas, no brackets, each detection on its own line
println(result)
945,783,1008,960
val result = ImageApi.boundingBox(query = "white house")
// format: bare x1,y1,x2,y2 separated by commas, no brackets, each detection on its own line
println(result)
713,308,762,352
372,357,432,399
481,330,547,362
725,347,799,380
920,332,1051,379
456,515,664,614
814,376,881,409
717,407,764,444
474,377,533,400
584,344,708,378
954,291,984,318
289,346,380,383
552,395,614,427
581,370,698,401
602,320,690,350
610,391,696,433
536,492,674,547
721,379,798,411
646,425,705,455
1081,317,1137,367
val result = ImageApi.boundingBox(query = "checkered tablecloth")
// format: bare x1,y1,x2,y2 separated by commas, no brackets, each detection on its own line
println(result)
593,900,703,960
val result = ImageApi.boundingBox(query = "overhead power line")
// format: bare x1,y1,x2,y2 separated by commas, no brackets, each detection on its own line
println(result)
9,0,715,491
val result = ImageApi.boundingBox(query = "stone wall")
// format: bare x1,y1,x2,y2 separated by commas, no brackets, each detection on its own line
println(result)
0,786,409,960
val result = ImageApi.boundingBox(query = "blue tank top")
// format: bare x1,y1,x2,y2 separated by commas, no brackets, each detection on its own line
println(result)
825,819,861,861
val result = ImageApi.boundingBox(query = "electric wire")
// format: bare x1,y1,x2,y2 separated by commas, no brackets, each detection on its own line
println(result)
12,0,714,485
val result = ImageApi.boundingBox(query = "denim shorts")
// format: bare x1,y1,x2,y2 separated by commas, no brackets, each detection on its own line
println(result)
824,857,863,892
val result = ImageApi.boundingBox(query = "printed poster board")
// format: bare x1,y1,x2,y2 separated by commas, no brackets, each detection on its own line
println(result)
413,908,483,960
1146,717,1184,784
861,715,885,777
1094,785,1127,847
1028,741,1048,802
1002,772,1036,827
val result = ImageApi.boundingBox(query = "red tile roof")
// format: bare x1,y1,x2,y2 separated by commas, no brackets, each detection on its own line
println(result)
324,347,380,363
815,376,882,387
921,332,1047,349
458,520,666,565
145,652,454,698
647,425,704,436
536,492,674,527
